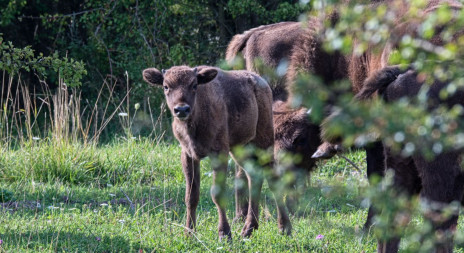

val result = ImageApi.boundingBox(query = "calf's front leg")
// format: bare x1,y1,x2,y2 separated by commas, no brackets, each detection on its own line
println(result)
211,153,232,240
181,151,201,235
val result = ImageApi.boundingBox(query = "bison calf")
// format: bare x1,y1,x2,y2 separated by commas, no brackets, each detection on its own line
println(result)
142,65,291,240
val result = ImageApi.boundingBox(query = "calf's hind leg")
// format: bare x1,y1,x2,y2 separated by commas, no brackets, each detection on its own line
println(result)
211,152,232,240
234,164,249,222
240,161,264,237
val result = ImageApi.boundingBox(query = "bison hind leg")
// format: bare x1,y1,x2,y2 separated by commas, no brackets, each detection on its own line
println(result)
234,164,249,223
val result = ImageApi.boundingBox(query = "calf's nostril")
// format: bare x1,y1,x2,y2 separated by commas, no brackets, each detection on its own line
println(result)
174,105,191,117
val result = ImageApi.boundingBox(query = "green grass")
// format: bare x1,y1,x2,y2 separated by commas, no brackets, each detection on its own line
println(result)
0,141,463,252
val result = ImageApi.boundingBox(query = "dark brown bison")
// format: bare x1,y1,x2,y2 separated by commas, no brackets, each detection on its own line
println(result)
226,4,391,217
278,7,393,228
354,66,464,252
142,65,291,240
312,0,463,230
226,20,323,216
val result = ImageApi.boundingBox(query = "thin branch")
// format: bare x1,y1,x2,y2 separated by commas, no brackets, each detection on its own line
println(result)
337,154,362,173
119,188,135,211
170,223,213,253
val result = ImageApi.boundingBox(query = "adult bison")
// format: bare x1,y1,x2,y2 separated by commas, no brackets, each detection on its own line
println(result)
312,0,463,228
353,65,464,252
226,20,323,216
226,21,307,101
142,65,291,240
225,9,389,218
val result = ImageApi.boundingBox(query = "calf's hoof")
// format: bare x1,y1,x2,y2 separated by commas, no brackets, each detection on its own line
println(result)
218,229,232,242
278,218,292,236
184,227,195,237
233,213,247,224
240,222,259,237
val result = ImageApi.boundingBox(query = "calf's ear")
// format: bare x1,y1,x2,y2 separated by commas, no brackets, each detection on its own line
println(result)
143,68,164,86
196,67,218,84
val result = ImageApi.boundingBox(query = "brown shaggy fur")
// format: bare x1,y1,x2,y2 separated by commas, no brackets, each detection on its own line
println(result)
313,1,464,252
272,101,321,174
272,101,322,210
314,0,463,158
357,66,464,252
226,21,308,100
226,21,324,216
142,65,291,239
287,2,391,161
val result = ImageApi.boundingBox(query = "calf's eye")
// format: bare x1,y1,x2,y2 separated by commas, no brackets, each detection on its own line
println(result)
163,86,169,91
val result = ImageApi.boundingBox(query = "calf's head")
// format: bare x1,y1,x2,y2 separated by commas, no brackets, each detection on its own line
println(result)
142,66,218,121
273,102,321,172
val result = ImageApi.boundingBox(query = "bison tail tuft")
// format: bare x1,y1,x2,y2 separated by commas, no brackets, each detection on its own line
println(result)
226,22,296,63
225,34,247,63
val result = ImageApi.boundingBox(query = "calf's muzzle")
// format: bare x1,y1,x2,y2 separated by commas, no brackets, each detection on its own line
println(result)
174,104,191,119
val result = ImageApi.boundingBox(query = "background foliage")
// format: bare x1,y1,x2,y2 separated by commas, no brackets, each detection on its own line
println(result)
0,0,308,140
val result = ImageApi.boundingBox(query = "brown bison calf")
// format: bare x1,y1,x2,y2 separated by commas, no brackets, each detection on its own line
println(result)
353,66,464,252
142,65,291,240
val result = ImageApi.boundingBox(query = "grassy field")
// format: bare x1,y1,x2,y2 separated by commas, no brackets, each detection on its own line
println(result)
0,140,463,252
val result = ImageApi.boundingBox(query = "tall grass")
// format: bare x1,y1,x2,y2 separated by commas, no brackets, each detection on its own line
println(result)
0,70,168,148
0,139,182,185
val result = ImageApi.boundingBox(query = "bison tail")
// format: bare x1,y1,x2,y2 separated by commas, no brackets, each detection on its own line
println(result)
226,22,296,63
355,65,410,101
225,34,248,63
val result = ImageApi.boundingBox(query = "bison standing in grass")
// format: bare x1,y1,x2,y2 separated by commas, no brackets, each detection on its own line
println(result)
313,1,464,251
226,21,322,215
142,65,291,240
351,66,464,252
226,14,389,215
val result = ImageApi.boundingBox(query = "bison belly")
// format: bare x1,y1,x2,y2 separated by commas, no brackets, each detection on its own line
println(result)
227,95,259,147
